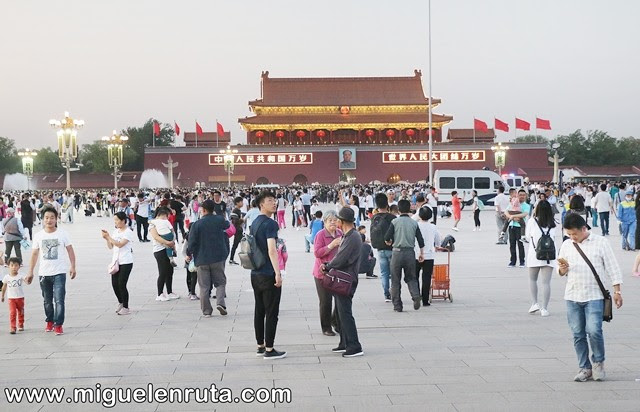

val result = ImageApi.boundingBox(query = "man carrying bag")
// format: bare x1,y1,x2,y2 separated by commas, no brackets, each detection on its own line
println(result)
557,214,623,383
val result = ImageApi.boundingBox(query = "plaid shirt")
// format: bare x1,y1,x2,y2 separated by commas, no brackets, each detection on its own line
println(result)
557,233,623,302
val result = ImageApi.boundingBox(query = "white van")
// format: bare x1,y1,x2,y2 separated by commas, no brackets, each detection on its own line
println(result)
503,174,524,189
434,170,507,206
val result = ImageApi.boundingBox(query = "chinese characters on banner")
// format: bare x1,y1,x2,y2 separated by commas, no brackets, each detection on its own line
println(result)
209,153,313,166
382,150,485,163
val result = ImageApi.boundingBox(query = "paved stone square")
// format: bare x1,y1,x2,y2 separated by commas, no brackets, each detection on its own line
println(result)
1,207,639,411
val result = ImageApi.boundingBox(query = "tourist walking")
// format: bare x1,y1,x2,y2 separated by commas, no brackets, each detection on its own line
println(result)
384,199,425,312
1,257,27,334
20,194,34,241
276,193,287,229
312,210,341,336
3,208,26,263
250,191,286,359
187,200,230,317
594,184,612,236
557,213,623,382
101,212,135,315
321,207,364,357
616,191,636,251
370,193,395,302
471,190,481,231
25,206,76,335
524,200,556,317
415,206,441,306
135,193,150,242
507,190,531,268
451,191,463,231
149,207,179,302
494,186,510,244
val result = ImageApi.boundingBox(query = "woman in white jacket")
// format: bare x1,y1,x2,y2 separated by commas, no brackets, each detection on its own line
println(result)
525,200,557,317
415,207,442,306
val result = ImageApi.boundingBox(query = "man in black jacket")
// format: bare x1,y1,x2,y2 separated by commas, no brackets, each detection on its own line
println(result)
322,207,364,358
369,193,395,302
186,199,230,317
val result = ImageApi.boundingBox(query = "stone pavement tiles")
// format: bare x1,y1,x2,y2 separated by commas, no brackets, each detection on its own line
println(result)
0,208,639,411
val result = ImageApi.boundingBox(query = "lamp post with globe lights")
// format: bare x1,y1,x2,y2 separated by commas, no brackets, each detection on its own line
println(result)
102,130,129,190
548,142,564,184
18,149,37,190
49,111,84,190
491,142,510,176
220,145,238,187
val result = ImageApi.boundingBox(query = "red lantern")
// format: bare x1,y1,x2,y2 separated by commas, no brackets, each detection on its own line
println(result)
275,130,285,138
296,130,305,138
255,131,265,138
386,129,395,137
365,129,375,137
316,130,326,138
406,129,415,137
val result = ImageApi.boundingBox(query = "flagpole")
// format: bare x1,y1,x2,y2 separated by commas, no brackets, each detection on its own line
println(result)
153,121,155,147
216,118,219,148
513,117,516,141
195,120,198,148
535,115,538,142
473,118,476,143
427,0,433,186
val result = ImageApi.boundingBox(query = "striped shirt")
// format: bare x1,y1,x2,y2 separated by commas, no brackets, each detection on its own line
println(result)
557,233,623,302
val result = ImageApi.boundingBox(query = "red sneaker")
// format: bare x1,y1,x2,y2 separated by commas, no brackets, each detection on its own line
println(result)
45,322,54,332
54,325,64,335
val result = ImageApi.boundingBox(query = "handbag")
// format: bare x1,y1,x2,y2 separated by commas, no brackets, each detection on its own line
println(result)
572,243,613,322
188,260,197,273
320,268,353,297
108,259,120,275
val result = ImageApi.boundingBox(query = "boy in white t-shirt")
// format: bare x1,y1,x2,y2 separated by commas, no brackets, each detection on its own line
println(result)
1,257,27,334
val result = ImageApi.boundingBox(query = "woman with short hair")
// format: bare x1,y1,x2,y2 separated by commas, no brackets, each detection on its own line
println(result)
312,210,341,336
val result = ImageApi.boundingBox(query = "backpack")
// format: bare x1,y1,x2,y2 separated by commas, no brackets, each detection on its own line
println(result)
238,218,267,270
534,218,556,263
441,235,456,252
370,213,395,250
477,199,485,210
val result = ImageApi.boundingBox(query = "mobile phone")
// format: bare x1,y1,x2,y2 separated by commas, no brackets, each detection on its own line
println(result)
557,258,568,265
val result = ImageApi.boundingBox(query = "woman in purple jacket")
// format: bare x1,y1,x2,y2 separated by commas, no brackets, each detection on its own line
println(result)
312,210,342,336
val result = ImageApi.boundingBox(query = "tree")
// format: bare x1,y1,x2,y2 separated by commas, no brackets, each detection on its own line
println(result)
123,118,174,171
33,147,65,174
78,142,110,174
0,136,20,174
513,135,548,144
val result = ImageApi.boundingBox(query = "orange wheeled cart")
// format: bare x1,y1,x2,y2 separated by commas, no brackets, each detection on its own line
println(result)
430,249,452,302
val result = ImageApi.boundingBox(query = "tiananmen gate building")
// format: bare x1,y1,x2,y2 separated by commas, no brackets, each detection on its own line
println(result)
144,71,551,185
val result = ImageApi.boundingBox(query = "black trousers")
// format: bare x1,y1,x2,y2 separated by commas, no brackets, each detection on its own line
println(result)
474,209,481,227
229,231,243,260
135,215,149,241
509,226,525,265
4,240,22,262
21,219,33,240
416,259,434,305
359,207,367,222
111,263,133,308
432,207,438,224
251,275,282,348
153,250,174,295
186,268,197,295
314,277,337,333
173,217,187,242
303,205,312,223
334,293,362,352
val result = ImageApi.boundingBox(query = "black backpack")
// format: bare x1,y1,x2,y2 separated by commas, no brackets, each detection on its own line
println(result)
370,212,395,250
534,218,556,263
238,219,267,270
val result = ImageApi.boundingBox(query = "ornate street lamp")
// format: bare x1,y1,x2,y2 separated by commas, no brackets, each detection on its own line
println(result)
491,142,510,176
102,130,129,189
18,149,38,190
548,143,565,184
49,111,84,190
220,144,238,187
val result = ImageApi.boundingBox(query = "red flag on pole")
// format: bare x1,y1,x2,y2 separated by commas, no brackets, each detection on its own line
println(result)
195,122,203,137
494,118,509,132
153,121,161,136
536,117,551,130
474,118,488,132
515,118,530,131
174,122,180,137
216,122,225,137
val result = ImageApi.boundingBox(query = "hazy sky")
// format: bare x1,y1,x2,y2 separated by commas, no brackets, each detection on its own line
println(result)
1,0,638,150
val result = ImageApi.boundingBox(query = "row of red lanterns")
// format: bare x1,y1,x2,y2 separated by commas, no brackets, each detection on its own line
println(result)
255,129,427,139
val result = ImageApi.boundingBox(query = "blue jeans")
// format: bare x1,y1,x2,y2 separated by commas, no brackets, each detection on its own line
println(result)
599,212,610,235
620,221,636,250
304,234,313,252
592,210,598,227
566,300,605,370
377,249,392,298
40,274,66,326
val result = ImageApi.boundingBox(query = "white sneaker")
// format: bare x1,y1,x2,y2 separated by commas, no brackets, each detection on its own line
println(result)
156,294,169,302
472,228,477,232
528,303,540,314
117,307,131,315
167,293,180,300
540,308,550,317
592,362,606,381
477,228,481,232
116,303,123,313
452,227,459,231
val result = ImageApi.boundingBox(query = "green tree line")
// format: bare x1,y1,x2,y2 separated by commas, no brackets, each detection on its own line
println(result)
0,119,173,174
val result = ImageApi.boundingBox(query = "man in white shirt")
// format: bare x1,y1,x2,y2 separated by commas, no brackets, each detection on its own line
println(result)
593,184,613,236
493,186,511,244
426,187,438,225
557,213,622,382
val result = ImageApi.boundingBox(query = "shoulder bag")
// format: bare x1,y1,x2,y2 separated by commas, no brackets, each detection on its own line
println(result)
572,242,613,322
320,268,353,297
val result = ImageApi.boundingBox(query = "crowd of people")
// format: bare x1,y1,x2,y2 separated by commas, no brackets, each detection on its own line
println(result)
0,178,636,378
